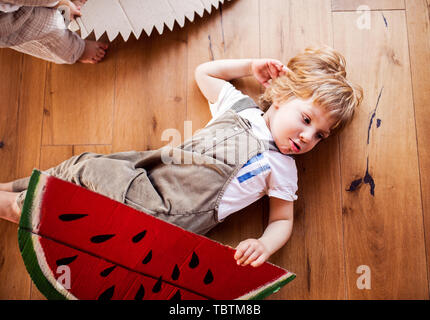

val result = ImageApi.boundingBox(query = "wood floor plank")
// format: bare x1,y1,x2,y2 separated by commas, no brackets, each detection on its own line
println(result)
332,0,405,11
41,56,116,146
39,145,74,171
73,145,112,155
15,56,47,179
0,49,31,300
112,29,188,152
260,0,345,299
185,5,228,131
405,0,430,297
0,49,22,182
334,10,428,299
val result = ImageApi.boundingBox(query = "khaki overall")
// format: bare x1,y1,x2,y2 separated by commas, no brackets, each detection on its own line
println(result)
13,97,284,235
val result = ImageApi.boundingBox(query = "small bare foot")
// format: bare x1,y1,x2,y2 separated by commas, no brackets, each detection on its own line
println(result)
78,40,108,64
0,191,20,224
0,182,13,192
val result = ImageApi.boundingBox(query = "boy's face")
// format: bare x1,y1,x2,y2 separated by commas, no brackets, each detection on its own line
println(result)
265,98,335,155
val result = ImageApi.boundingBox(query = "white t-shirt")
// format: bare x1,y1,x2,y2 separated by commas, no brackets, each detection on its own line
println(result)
209,82,298,220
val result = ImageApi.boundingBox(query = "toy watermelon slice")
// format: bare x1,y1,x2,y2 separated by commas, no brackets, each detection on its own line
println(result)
18,170,295,300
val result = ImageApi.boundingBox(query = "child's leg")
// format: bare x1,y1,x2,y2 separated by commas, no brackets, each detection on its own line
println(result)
0,191,20,224
8,152,91,194
0,152,98,222
0,182,13,192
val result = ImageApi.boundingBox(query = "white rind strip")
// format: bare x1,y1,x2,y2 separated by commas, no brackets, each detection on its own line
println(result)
31,173,48,233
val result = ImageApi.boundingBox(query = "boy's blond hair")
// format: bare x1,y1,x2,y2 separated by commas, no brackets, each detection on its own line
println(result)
259,46,363,133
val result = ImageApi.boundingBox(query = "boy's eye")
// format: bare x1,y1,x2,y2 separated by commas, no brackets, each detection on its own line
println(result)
303,116,310,124
317,133,324,139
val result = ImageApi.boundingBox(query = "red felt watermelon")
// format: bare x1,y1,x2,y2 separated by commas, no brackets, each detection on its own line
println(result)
18,170,295,300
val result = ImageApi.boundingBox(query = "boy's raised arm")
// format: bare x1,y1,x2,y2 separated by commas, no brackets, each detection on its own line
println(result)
194,59,253,104
195,58,287,104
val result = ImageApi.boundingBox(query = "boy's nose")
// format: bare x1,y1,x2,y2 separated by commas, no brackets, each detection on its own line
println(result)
299,132,311,144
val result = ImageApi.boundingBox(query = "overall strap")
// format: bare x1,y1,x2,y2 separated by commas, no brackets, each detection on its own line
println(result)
230,97,283,154
231,97,259,113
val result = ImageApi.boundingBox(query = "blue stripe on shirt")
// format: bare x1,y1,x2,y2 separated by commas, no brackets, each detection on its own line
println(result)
242,153,264,168
237,164,271,183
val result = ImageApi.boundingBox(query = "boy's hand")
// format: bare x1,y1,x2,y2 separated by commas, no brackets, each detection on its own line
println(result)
251,59,287,88
55,0,82,21
234,238,270,267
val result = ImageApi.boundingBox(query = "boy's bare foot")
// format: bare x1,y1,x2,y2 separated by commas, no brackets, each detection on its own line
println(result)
78,40,108,64
0,182,13,192
0,191,20,224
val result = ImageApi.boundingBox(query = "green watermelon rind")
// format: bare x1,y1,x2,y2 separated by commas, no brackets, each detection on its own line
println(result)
248,273,296,300
18,170,68,300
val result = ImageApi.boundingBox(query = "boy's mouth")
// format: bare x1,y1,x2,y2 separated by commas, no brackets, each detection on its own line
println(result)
290,139,301,152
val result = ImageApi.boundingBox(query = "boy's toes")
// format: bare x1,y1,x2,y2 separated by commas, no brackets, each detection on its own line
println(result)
97,42,108,50
79,40,108,64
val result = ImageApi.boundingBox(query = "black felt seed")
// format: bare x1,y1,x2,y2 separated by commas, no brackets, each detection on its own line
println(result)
170,290,181,300
56,255,77,266
171,264,180,280
98,285,115,300
100,265,116,277
134,285,145,300
152,276,162,293
203,269,214,285
90,234,115,243
189,252,199,268
58,214,88,221
142,250,152,264
132,230,147,243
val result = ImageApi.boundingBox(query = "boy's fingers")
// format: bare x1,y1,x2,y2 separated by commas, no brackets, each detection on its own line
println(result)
279,67,287,76
237,247,254,265
268,63,279,79
250,255,266,267
276,61,284,70
243,251,260,266
234,242,249,260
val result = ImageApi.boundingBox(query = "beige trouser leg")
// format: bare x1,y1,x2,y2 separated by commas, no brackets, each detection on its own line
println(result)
13,153,92,209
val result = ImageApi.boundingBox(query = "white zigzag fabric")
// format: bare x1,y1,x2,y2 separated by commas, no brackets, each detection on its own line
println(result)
69,0,230,41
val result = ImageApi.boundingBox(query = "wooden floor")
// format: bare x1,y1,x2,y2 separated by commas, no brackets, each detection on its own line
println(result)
0,0,429,300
